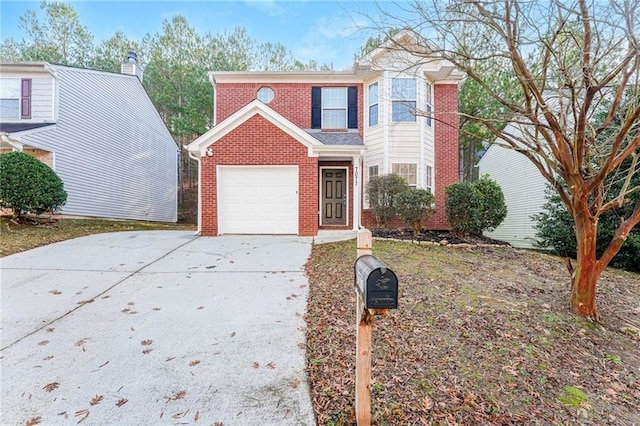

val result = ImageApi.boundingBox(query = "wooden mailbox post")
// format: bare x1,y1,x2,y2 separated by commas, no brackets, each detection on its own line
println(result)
354,228,398,426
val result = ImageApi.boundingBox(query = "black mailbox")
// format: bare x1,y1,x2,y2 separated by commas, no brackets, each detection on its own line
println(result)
354,254,398,310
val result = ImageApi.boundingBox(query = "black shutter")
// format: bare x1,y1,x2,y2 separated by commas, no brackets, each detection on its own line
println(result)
347,86,357,129
311,86,322,129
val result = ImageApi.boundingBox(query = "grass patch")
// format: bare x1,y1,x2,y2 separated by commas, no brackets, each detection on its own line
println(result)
0,216,195,257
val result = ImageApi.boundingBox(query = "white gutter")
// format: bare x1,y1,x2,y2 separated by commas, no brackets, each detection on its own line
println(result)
1,134,24,151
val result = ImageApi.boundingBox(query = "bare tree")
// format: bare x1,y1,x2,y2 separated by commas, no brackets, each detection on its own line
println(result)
366,0,640,319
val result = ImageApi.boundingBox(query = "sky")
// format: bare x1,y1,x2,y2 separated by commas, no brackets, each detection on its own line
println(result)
0,0,405,70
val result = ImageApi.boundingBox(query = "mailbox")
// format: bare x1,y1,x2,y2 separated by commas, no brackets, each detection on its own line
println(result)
354,254,398,310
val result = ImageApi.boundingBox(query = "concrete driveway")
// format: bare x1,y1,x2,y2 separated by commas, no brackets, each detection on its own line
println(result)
1,231,319,425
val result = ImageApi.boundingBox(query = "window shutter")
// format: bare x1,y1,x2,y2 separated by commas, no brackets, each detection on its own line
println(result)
21,79,32,119
311,86,321,129
347,86,357,129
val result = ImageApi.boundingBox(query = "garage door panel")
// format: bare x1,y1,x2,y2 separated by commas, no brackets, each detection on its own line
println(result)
219,166,299,234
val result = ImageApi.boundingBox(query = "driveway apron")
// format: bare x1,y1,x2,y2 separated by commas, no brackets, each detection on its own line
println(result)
1,231,316,425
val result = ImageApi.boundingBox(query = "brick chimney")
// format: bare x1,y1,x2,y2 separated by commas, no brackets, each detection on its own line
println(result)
121,51,143,82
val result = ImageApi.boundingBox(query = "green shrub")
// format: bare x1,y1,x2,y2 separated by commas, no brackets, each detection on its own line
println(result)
365,174,409,228
475,174,508,232
394,188,435,236
0,151,67,218
532,185,640,272
445,175,507,236
445,182,479,235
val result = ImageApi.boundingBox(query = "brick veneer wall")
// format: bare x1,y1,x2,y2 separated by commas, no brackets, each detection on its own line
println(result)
428,83,459,229
216,83,363,136
200,114,318,236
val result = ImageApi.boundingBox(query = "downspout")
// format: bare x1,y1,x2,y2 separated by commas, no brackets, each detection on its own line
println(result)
1,134,24,151
355,148,365,229
188,150,202,236
187,73,217,236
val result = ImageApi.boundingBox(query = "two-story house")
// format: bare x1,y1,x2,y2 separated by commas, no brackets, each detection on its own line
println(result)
187,30,463,236
0,56,178,222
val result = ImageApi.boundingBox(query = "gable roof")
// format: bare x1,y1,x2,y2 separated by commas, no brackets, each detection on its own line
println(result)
188,100,364,157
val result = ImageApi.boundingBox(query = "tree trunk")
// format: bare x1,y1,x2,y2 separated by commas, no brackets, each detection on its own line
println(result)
570,212,601,320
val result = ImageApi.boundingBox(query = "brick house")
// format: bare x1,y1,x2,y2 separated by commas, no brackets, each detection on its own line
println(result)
187,30,463,236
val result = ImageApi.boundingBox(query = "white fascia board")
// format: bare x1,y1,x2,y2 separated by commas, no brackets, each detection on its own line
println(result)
187,99,322,156
209,70,361,84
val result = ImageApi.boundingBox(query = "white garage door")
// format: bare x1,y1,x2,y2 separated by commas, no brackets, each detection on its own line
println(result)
218,166,299,234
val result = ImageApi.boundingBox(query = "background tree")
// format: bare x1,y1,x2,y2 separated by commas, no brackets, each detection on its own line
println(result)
0,0,94,66
372,0,640,318
91,31,142,73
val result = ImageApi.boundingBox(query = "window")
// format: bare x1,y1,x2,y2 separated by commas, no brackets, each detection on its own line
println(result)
257,87,274,104
368,82,378,126
425,165,433,192
368,165,379,181
322,87,347,128
392,78,416,122
392,163,417,187
0,79,20,119
311,86,357,130
425,82,432,127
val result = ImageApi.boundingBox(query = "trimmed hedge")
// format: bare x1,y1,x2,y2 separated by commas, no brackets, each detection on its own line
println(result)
0,151,67,218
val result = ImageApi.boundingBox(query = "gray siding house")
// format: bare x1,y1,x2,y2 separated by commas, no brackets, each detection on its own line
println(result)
477,124,548,248
0,60,178,222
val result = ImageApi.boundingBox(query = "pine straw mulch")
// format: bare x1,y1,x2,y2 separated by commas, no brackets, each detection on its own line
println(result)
303,238,640,426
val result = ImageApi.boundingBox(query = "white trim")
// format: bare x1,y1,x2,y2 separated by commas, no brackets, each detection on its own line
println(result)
319,166,349,227
187,99,322,157
209,70,360,84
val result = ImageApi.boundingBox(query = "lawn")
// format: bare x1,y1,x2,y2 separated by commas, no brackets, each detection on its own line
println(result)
0,216,196,257
304,239,640,425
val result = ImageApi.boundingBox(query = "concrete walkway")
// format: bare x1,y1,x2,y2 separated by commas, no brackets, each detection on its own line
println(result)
0,231,332,425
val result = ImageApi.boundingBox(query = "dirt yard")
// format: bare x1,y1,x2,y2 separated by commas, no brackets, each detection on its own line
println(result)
304,238,640,425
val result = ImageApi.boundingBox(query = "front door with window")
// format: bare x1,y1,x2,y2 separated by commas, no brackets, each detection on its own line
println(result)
321,168,347,226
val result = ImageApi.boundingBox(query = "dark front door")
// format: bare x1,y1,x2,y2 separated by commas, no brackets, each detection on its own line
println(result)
322,168,347,226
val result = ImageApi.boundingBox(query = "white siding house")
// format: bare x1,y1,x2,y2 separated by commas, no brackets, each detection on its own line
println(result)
477,125,548,248
0,62,178,222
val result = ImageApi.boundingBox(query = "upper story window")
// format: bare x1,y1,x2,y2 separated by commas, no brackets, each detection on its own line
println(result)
425,82,432,127
311,86,358,130
425,165,433,192
322,87,347,128
0,78,31,120
392,78,416,122
368,83,378,126
392,163,417,187
1,79,20,119
257,87,274,104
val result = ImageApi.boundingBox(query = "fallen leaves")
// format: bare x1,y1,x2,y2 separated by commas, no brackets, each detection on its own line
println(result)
25,416,41,426
189,360,200,367
89,395,103,406
115,398,128,407
305,239,640,425
43,382,59,392
165,390,186,403
141,339,153,346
